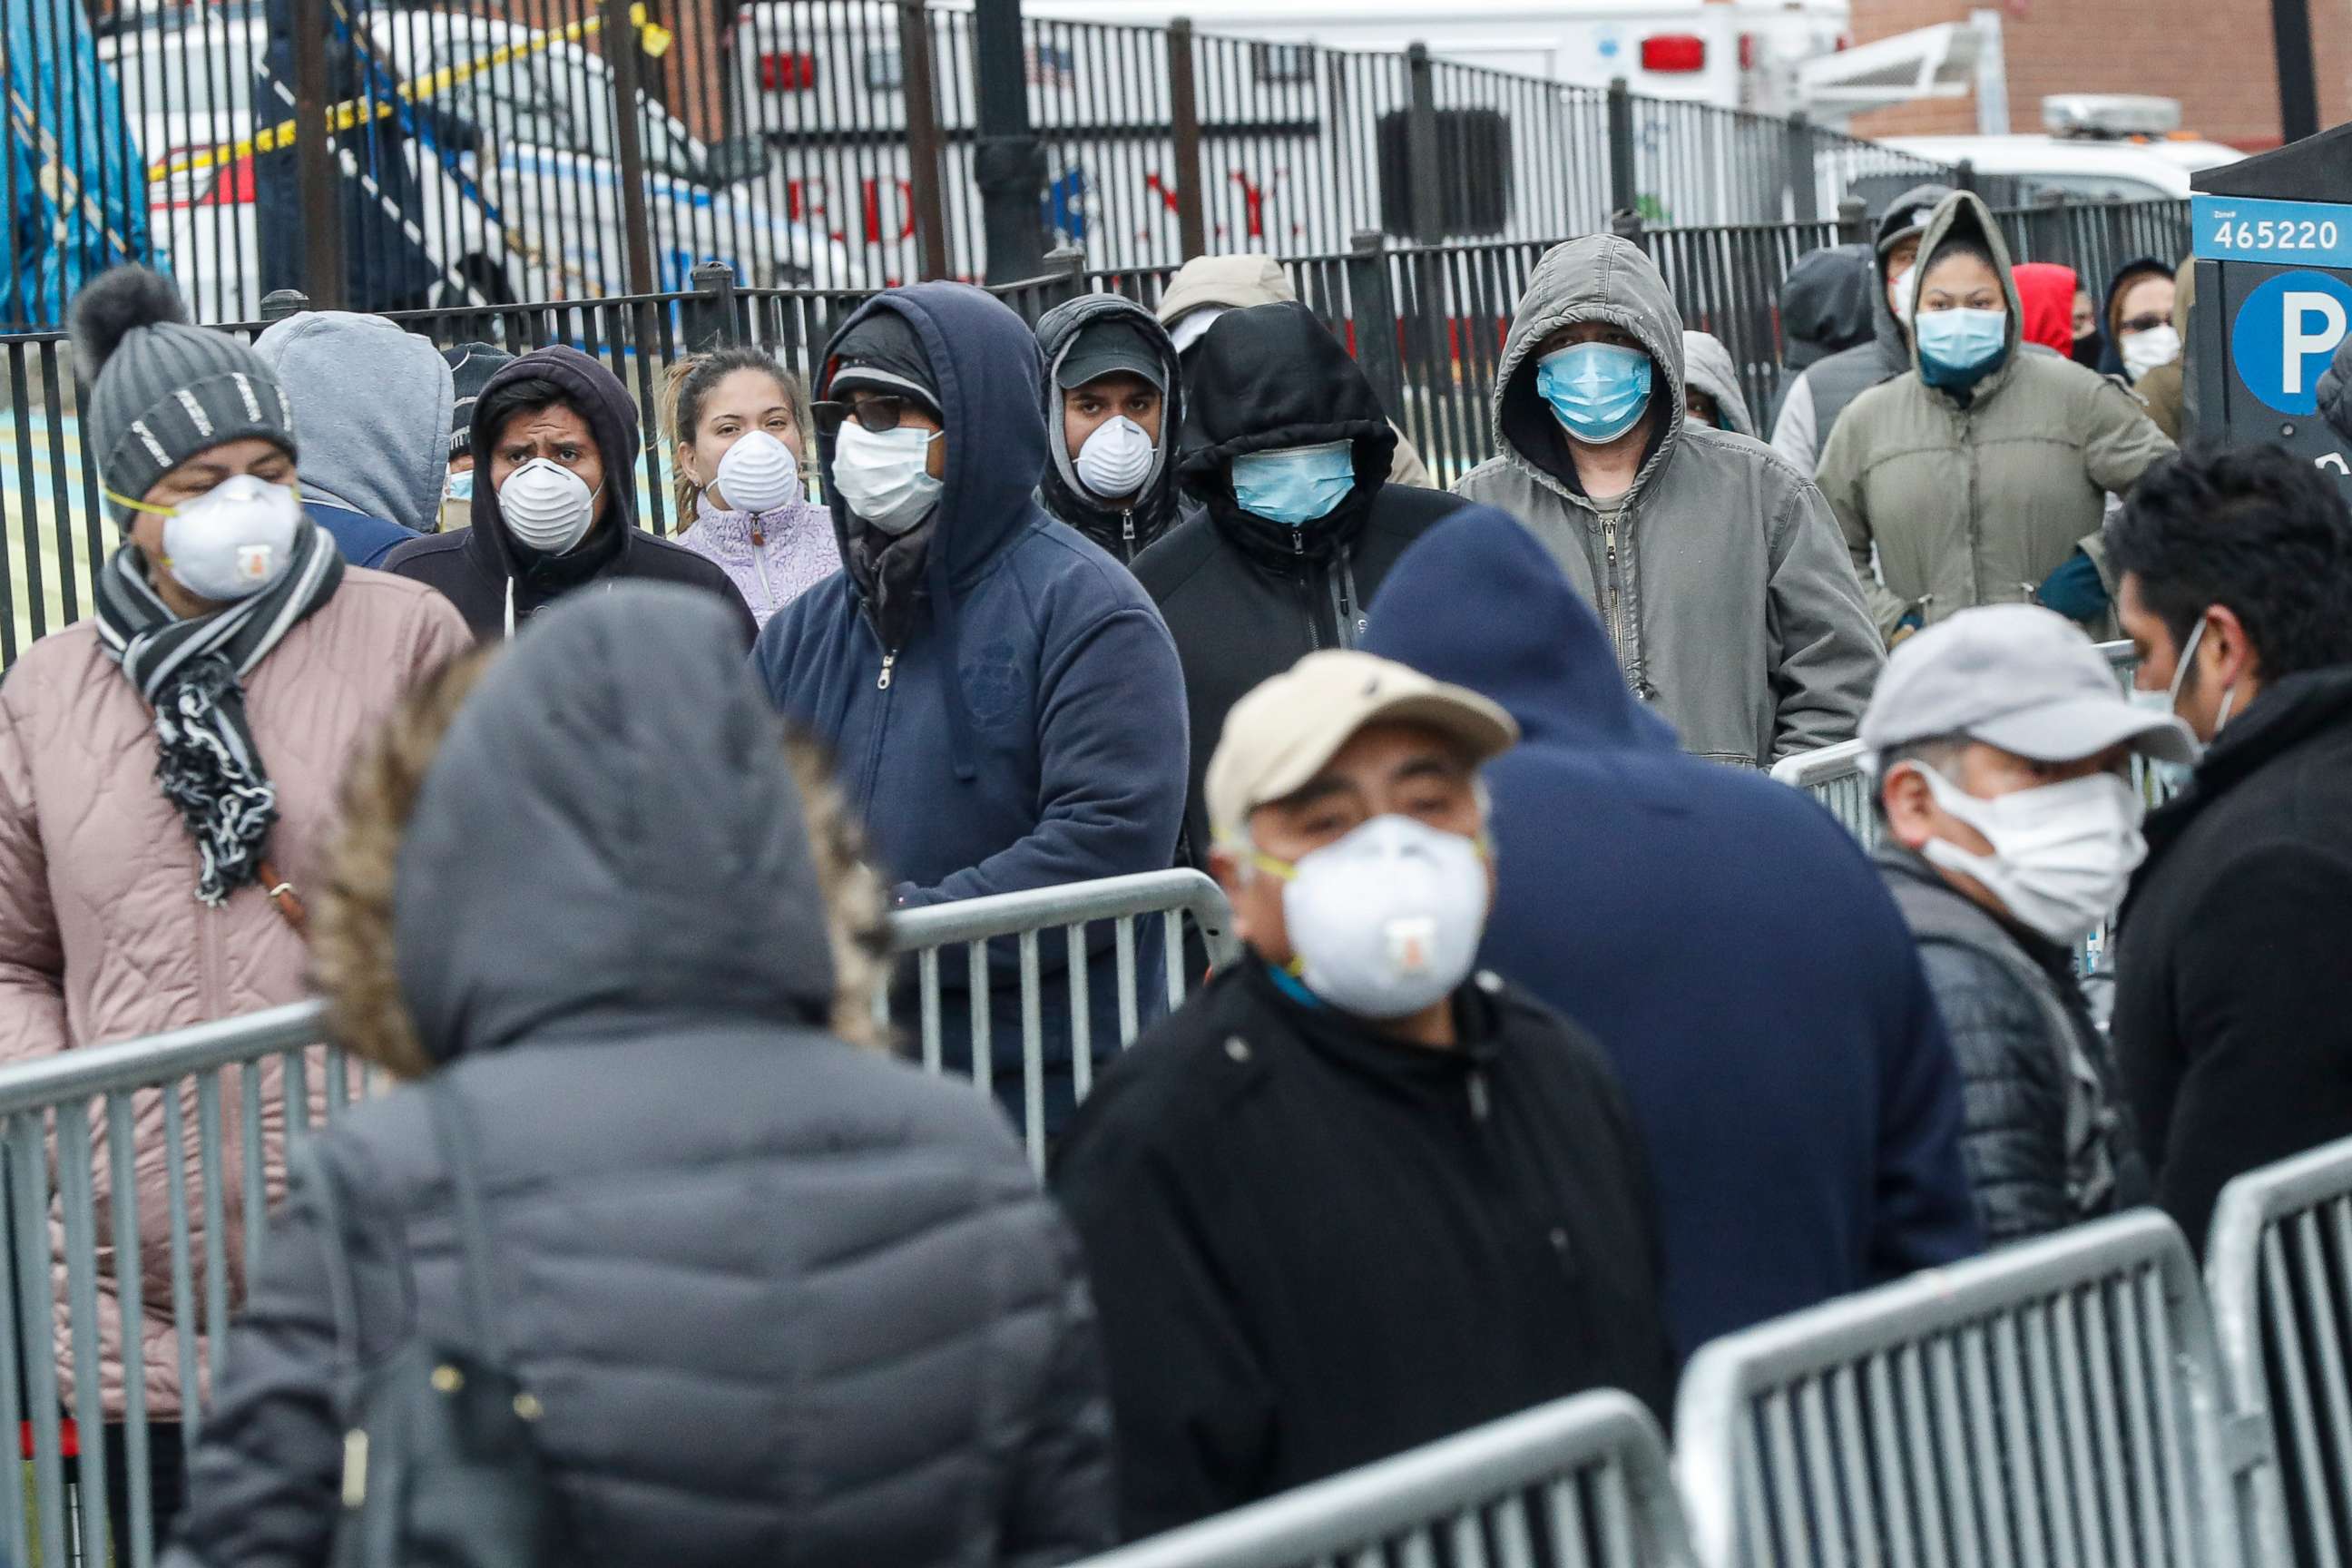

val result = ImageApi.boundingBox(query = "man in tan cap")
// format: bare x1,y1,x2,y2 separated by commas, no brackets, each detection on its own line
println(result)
1052,649,1672,1541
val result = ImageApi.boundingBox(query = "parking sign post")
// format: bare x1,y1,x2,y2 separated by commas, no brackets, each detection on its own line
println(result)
2190,124,2352,494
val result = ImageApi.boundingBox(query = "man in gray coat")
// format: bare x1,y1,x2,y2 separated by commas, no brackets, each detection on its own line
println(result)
1454,235,1882,768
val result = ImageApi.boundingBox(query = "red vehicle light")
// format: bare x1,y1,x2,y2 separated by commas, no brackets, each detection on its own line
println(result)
760,49,818,92
1641,34,1707,73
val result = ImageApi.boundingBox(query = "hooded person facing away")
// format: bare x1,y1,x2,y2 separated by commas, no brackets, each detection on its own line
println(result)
1155,253,1437,487
754,284,1188,1134
1771,184,1951,476
1133,300,1463,870
1034,294,1189,565
251,310,450,565
1361,507,1980,1361
1454,235,1881,769
384,346,756,644
164,586,1113,1568
1817,191,2175,642
1767,241,1877,429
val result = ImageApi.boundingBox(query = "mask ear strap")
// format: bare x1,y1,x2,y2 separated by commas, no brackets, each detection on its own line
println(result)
103,487,174,518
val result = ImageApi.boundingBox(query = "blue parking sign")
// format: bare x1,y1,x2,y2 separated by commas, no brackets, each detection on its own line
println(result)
2230,270,2352,415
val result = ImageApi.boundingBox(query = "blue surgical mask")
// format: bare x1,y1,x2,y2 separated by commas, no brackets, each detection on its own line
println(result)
446,467,475,503
1535,341,1653,445
1230,440,1357,526
1915,308,2009,388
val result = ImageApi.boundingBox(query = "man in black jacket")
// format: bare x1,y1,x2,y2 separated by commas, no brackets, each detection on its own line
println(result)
1132,301,1462,868
2111,445,2352,1255
1034,295,1188,566
385,346,756,644
1863,604,2187,1246
1052,649,1673,1540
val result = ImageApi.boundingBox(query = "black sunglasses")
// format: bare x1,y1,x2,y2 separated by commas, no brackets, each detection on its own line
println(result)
812,396,915,436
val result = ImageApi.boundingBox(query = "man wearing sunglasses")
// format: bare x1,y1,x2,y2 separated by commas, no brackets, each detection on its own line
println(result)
753,285,1190,1137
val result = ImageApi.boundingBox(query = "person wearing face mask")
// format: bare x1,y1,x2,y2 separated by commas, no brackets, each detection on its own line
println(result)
250,309,453,563
1766,242,1878,432
2013,262,2084,358
1052,649,1673,1539
2106,446,2352,1256
1865,605,2188,1248
383,345,755,643
666,346,839,629
755,284,1187,1135
1681,328,1757,436
2132,259,2194,444
440,340,514,533
2098,258,2180,386
1134,300,1465,871
1455,235,1880,769
1770,184,1951,477
1818,191,2175,643
0,266,469,1540
1034,295,1188,564
1363,508,1981,1362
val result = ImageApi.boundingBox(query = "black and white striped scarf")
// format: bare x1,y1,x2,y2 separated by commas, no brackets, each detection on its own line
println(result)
94,522,343,906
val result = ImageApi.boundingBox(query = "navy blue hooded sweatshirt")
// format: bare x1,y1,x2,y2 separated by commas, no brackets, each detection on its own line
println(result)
753,283,1189,1122
1361,507,1980,1359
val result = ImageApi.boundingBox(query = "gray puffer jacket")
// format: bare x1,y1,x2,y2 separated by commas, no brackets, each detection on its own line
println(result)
1453,235,1882,767
166,588,1112,1568
1878,847,2148,1248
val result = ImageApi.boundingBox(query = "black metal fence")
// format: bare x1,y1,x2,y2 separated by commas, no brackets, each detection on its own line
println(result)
0,193,2190,668
12,0,1965,331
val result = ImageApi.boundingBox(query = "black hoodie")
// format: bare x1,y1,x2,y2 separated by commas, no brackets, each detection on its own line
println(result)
384,346,757,645
1034,294,1188,564
1131,301,1463,865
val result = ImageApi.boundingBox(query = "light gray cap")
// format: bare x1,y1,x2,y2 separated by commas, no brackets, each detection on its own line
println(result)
1862,603,2197,767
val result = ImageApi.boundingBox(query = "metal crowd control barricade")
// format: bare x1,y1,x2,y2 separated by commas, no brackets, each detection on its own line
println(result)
881,868,1239,1171
2206,1134,2352,1568
1072,1391,1693,1568
1674,1210,2269,1568
1768,738,1877,848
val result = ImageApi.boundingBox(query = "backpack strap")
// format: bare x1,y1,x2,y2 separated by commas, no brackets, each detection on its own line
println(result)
426,1080,508,1367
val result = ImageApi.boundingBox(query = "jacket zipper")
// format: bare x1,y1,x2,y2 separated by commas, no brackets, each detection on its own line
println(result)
1467,1069,1491,1123
1293,528,1321,649
1964,407,1984,609
751,548,776,618
877,649,898,690
1603,513,1621,642
1121,510,1137,562
199,901,224,1024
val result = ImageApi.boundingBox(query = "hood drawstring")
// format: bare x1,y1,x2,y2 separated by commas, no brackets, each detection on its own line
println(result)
504,574,515,640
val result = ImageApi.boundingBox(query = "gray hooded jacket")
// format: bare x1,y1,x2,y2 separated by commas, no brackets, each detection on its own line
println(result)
1453,236,1882,767
251,310,453,533
1681,329,1757,436
165,587,1112,1568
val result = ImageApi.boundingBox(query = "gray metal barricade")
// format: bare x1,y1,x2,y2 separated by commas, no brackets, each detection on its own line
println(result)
1072,1391,1692,1568
1769,737,1878,847
1674,1210,2270,1568
2206,1134,2352,1568
883,868,1239,1171
0,869,1236,1563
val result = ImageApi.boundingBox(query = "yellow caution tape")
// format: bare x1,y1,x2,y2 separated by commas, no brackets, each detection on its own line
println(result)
148,7,669,183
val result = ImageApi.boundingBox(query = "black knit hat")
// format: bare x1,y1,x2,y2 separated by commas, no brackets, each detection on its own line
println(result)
70,267,298,527
825,308,942,416
444,341,515,459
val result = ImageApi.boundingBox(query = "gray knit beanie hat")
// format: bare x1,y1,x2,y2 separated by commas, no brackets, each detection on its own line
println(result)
70,266,299,526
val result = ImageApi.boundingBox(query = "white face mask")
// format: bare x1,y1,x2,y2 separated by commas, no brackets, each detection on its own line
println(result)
2128,614,2233,784
498,457,600,554
1273,815,1489,1020
712,428,803,515
831,420,942,536
162,474,302,602
1890,261,1917,326
1073,415,1155,502
1909,766,2147,944
2120,323,2181,382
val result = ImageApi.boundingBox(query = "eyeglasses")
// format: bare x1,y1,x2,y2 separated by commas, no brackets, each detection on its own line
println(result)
2119,313,2171,337
812,396,915,436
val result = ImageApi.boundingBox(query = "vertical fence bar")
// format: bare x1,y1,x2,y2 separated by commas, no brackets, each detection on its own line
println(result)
1606,78,1636,220
59,1104,113,1568
1785,114,1818,226
1347,230,1406,422
897,0,952,280
10,1115,68,1568
1166,18,1208,260
601,0,662,301
1403,44,1443,246
290,0,345,309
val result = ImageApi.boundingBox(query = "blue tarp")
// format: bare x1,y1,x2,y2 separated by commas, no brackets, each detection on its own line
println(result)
5,0,152,330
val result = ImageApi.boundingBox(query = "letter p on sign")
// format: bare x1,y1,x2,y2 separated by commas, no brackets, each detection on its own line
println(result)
2284,292,2348,396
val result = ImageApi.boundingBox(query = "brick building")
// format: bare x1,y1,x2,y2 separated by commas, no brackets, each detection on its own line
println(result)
1848,0,2352,149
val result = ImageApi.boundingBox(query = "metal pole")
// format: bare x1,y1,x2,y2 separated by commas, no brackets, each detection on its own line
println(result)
684,260,740,351
1347,230,1406,419
289,0,344,310
2270,0,2320,143
897,0,953,280
1784,113,1818,226
1166,17,1208,260
600,0,661,299
1836,195,1869,247
1606,76,1637,222
259,289,311,323
1405,44,1444,245
973,0,1046,283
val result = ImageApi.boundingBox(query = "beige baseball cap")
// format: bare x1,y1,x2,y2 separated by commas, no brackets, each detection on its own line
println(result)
1205,650,1519,843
